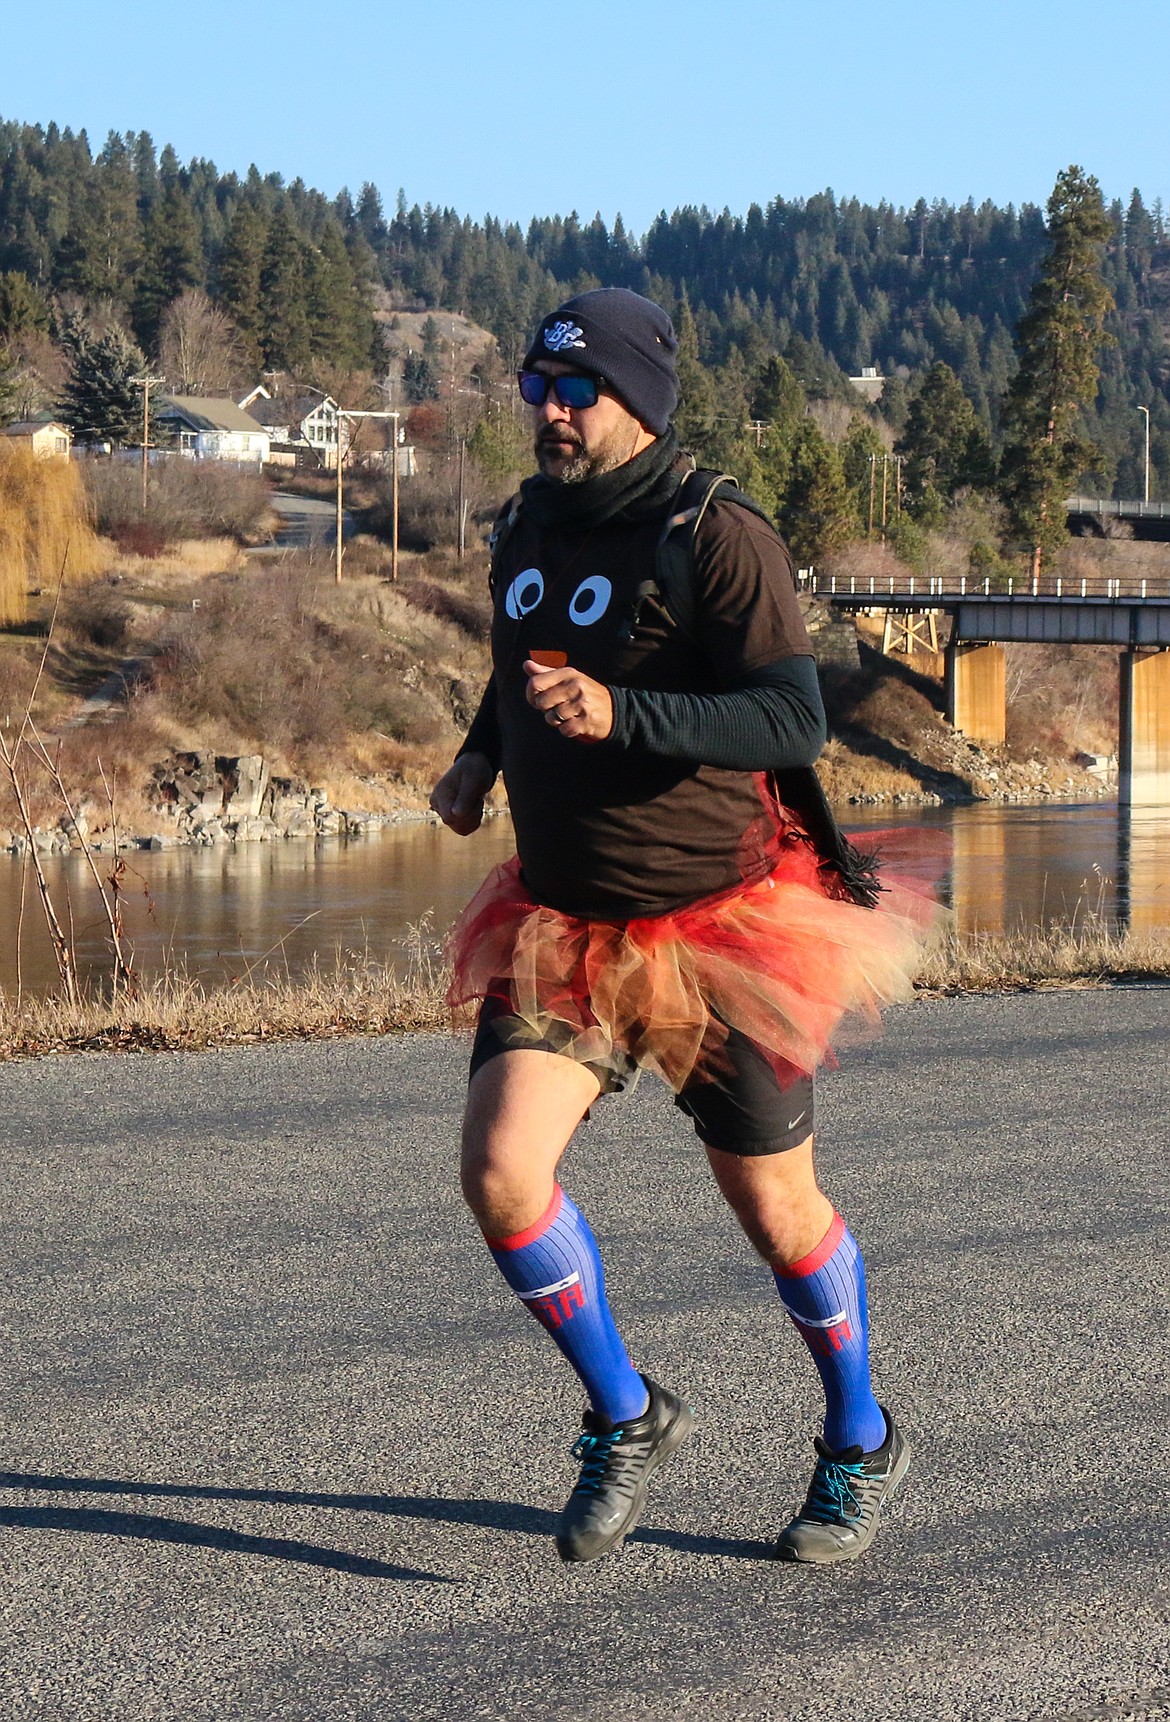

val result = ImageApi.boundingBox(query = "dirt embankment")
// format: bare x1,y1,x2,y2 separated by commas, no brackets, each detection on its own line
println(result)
1,538,1121,857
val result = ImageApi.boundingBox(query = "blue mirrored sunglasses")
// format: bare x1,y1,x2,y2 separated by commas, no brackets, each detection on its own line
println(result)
517,369,605,409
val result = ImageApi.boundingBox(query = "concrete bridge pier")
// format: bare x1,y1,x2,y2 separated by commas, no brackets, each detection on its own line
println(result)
1118,647,1170,807
945,642,1006,747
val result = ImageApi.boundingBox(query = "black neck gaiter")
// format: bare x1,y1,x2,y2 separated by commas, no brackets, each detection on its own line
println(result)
519,429,682,535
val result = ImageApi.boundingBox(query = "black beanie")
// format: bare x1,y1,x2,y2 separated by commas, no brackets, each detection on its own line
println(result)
522,288,679,435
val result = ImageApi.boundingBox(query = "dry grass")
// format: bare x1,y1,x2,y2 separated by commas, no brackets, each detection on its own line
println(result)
0,954,451,1061
100,537,246,580
1,921,1167,1063
80,457,271,549
0,445,102,625
815,736,924,802
916,923,1170,993
147,562,490,775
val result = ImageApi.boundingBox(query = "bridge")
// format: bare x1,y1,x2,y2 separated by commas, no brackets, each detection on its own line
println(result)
1066,495,1170,542
803,567,1170,805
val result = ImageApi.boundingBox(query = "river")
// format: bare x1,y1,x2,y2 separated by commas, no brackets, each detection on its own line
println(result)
1,800,1167,997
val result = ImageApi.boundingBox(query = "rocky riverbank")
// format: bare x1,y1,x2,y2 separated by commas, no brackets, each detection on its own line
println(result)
0,749,440,856
0,734,1110,860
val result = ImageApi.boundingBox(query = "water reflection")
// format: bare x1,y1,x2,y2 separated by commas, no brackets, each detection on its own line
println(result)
0,818,519,997
847,800,1170,937
1115,807,1170,934
2,801,1169,998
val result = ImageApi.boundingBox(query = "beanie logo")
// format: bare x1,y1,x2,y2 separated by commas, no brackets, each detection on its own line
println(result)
543,320,586,353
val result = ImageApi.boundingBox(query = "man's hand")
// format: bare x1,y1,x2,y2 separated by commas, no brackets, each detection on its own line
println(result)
430,752,496,835
523,659,613,742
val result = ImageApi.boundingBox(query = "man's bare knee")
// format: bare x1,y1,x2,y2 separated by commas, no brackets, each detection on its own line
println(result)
459,1050,600,1237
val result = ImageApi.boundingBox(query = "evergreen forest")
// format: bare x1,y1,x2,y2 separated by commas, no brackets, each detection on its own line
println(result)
2,112,1168,511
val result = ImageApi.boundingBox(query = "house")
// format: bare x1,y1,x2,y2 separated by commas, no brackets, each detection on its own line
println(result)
848,367,885,403
238,385,351,470
0,418,73,460
156,397,270,465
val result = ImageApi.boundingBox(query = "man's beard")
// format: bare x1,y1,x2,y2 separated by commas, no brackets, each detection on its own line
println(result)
535,423,638,484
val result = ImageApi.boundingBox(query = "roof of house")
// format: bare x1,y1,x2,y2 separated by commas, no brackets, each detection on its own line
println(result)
158,397,267,435
0,418,71,436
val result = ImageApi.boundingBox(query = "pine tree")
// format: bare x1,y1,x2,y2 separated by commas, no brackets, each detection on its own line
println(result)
215,202,268,370
134,181,204,351
258,208,311,374
58,311,151,444
999,166,1114,575
305,220,372,371
778,419,856,566
403,348,440,403
896,362,993,521
673,294,719,458
0,272,51,341
840,414,888,530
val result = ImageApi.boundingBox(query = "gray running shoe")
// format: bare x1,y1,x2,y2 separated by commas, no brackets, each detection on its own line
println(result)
556,1376,694,1563
773,1409,909,1564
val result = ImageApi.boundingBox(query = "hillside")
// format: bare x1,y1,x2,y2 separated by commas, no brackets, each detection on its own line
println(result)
1,112,1168,498
0,523,1124,860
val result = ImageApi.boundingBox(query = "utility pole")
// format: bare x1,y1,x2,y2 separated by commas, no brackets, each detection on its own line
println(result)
1139,405,1151,503
868,454,876,536
390,411,400,583
376,372,401,582
880,455,889,536
457,437,467,559
332,406,401,583
334,401,344,583
131,373,165,514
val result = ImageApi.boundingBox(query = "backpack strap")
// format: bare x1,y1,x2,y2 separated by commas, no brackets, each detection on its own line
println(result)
653,469,883,909
487,492,522,596
653,469,777,640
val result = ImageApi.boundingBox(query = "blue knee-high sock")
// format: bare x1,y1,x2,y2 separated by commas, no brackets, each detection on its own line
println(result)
486,1185,649,1426
773,1212,887,1455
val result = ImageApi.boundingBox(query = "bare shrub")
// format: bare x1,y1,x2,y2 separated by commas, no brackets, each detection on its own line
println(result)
151,563,488,766
1005,643,1117,759
808,400,857,444
0,705,166,835
824,537,911,584
80,456,271,547
63,579,135,651
158,291,249,397
397,576,491,638
0,444,101,625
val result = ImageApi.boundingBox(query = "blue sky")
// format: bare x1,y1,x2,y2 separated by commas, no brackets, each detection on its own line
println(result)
3,0,1168,233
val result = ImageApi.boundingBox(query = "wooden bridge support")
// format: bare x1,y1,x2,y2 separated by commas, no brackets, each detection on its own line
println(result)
1119,647,1170,807
945,642,1006,748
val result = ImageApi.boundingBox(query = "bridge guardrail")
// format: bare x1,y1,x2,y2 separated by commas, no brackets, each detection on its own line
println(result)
801,571,1170,602
1066,495,1170,521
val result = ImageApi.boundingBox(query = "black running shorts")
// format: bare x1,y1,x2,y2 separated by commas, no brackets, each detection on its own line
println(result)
469,993,815,1156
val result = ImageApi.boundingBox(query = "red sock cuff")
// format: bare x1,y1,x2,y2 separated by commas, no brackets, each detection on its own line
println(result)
484,1184,563,1251
774,1211,845,1278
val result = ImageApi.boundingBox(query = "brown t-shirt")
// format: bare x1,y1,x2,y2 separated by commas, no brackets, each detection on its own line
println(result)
490,493,812,920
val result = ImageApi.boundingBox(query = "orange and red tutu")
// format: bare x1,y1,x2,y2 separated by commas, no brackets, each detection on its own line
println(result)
447,819,942,1094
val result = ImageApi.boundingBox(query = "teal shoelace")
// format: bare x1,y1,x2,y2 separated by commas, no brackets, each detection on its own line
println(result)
570,1429,624,1494
806,1455,867,1523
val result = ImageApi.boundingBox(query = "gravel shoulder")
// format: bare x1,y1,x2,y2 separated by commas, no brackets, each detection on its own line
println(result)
0,989,1167,1721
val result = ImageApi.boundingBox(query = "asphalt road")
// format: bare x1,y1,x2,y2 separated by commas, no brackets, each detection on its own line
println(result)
0,989,1167,1722
268,491,355,550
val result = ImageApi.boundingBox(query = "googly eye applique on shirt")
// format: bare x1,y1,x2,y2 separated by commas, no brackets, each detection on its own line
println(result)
567,575,613,627
504,568,545,619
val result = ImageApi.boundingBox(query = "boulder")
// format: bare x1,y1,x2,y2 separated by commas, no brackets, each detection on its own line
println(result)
221,754,269,820
283,808,316,839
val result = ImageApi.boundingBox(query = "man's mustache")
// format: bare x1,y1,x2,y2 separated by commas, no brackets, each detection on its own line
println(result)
536,428,584,451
